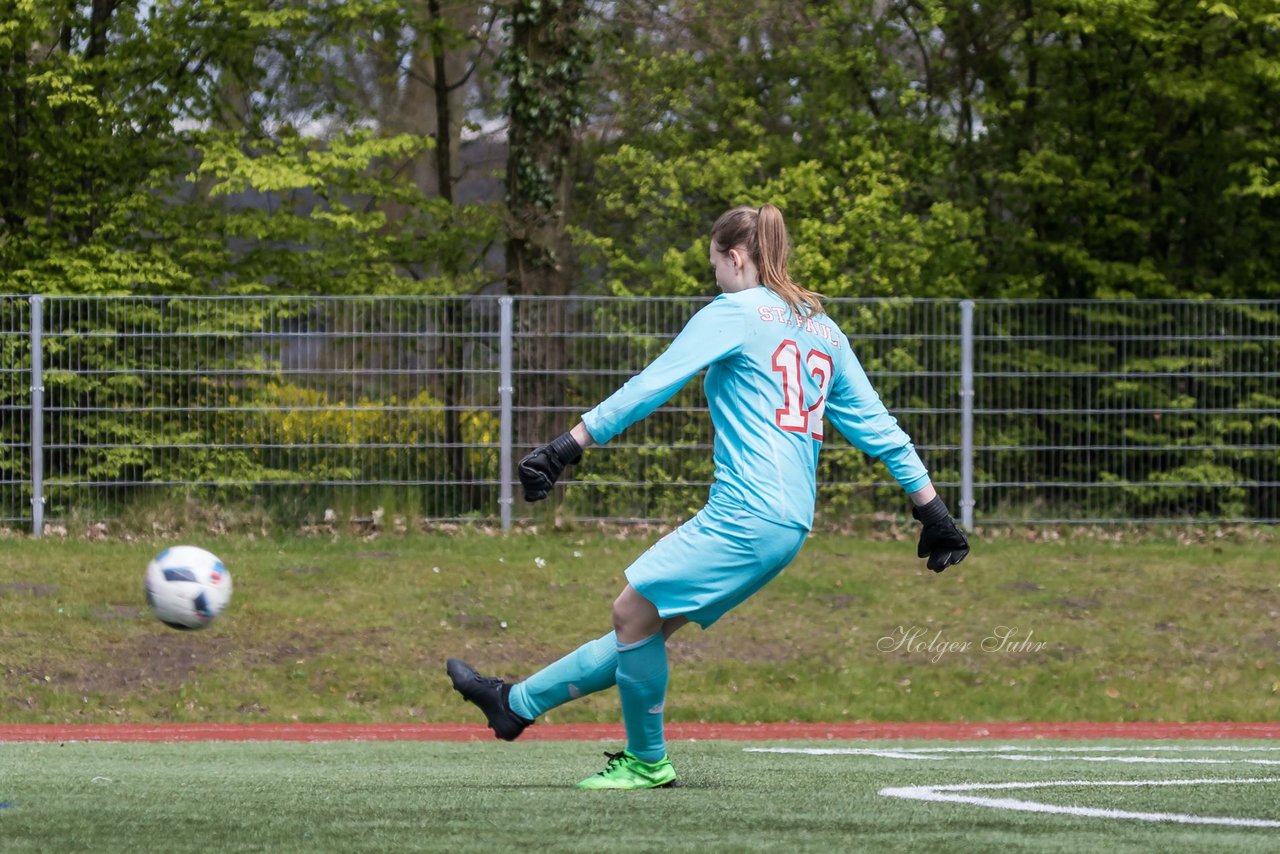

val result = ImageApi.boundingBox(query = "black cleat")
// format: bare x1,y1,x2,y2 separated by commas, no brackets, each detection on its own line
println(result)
446,658,533,741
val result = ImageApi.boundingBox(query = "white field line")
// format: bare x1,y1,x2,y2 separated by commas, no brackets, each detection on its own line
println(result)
745,747,948,760
993,755,1280,765
903,745,1280,753
746,745,1280,756
744,746,1280,828
879,778,1280,829
743,749,1280,767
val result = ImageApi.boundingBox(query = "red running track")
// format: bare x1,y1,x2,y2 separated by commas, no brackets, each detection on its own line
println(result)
2,722,1279,743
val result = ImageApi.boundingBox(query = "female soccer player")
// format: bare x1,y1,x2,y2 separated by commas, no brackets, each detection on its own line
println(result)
448,203,969,789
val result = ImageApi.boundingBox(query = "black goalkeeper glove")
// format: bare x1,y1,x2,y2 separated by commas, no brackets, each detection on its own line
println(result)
517,432,583,502
912,495,970,572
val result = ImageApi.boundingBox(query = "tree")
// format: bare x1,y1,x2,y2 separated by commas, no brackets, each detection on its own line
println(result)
0,0,258,292
934,0,1280,298
0,1,502,295
571,0,984,300
500,0,590,297
571,0,1280,300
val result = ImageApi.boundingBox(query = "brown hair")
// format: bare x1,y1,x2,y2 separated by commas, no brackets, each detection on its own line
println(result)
711,204,824,318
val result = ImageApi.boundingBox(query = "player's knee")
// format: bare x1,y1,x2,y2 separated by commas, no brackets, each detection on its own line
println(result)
611,588,660,642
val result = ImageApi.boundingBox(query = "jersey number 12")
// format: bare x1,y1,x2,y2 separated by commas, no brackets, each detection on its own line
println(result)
772,339,833,441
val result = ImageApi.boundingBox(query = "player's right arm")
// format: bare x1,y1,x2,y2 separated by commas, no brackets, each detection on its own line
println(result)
580,297,745,445
518,297,744,501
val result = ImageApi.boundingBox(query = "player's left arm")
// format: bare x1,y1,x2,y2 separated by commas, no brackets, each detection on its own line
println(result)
824,344,969,572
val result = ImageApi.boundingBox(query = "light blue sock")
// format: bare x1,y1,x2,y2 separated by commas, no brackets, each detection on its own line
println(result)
615,632,668,763
507,631,618,720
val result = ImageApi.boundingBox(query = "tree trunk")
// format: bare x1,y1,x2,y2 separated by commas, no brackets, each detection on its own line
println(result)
504,0,588,454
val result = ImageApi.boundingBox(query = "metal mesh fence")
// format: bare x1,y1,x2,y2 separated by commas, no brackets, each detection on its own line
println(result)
26,297,506,529
972,300,1280,523
0,295,1276,532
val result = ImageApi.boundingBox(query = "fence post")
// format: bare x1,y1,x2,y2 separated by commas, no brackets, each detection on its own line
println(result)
498,297,514,531
959,299,974,530
30,295,45,538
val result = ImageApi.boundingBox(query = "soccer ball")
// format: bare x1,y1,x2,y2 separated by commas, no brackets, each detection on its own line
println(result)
144,546,233,630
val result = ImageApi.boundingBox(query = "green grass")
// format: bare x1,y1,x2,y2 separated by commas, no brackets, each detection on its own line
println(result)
1,528,1278,723
2,740,1278,852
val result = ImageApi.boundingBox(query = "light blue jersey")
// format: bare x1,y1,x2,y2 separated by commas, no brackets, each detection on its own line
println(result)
582,286,930,530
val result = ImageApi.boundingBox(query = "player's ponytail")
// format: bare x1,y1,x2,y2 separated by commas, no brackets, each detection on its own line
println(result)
756,204,823,318
712,204,824,319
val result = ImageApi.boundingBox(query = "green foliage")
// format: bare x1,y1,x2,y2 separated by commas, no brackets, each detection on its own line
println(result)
573,1,984,298
3,2,1279,528
184,128,499,295
574,0,1280,300
5,0,1276,299
234,382,498,491
0,1,500,296
940,0,1280,298
576,140,984,299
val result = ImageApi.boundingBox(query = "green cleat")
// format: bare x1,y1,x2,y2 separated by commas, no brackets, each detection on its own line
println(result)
576,750,678,790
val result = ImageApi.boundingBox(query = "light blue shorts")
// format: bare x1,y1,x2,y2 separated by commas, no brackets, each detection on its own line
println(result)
624,501,808,628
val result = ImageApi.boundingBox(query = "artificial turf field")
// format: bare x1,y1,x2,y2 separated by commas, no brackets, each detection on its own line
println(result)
3,736,1279,852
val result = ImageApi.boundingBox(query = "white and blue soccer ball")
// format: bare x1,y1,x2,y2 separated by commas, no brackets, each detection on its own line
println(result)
144,546,233,630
